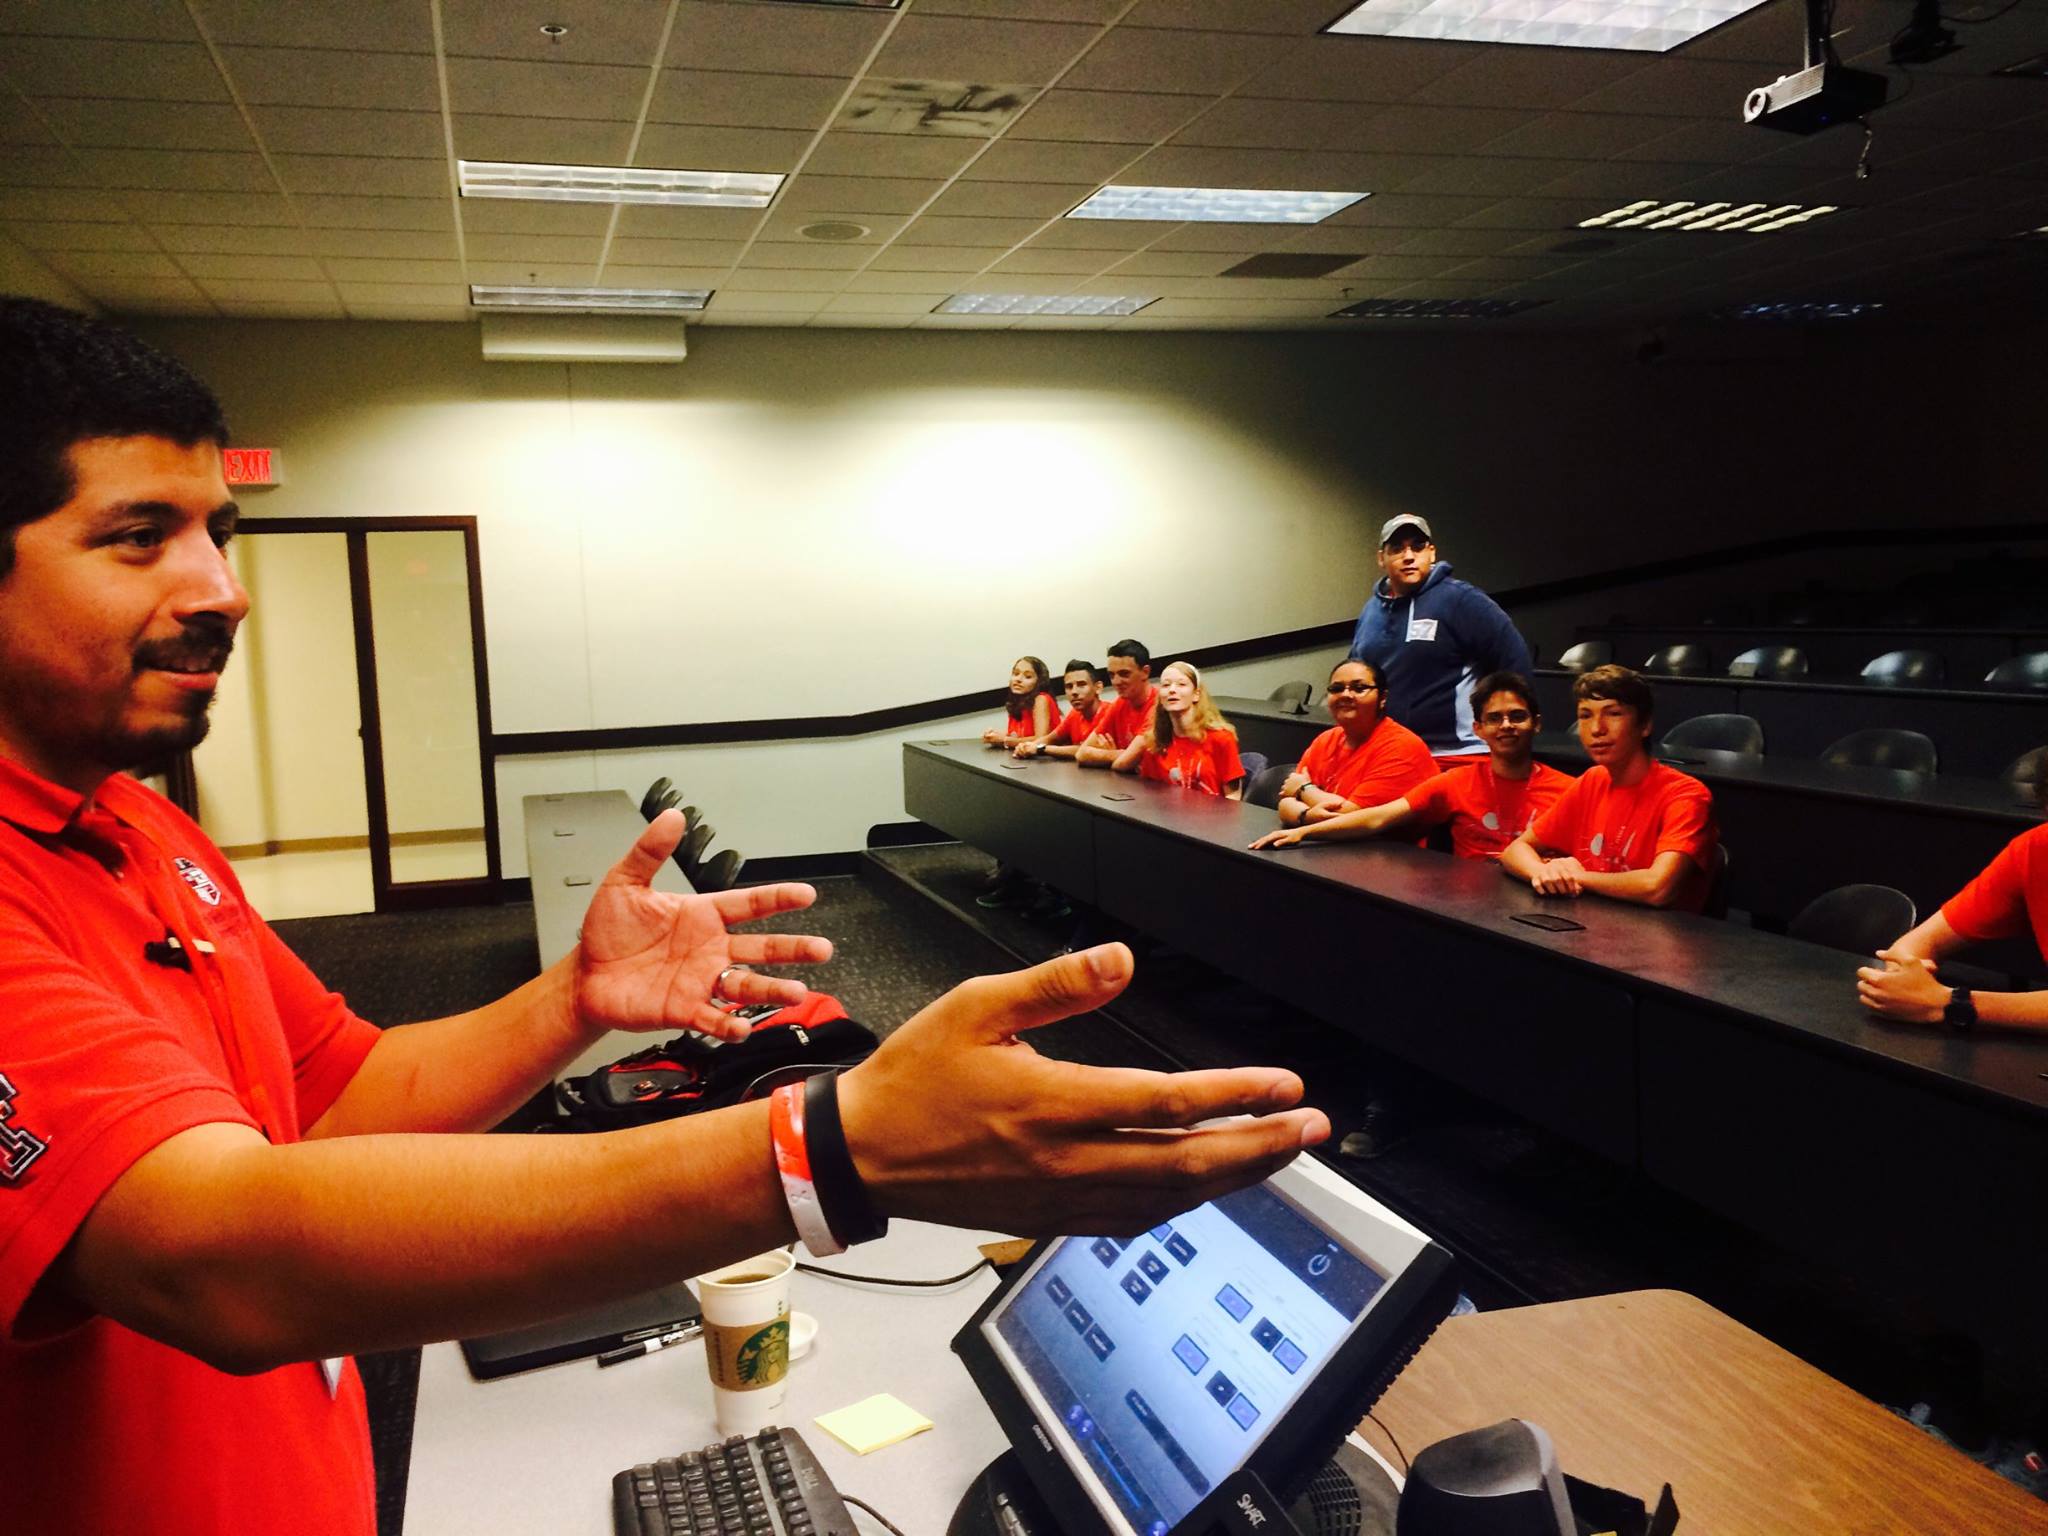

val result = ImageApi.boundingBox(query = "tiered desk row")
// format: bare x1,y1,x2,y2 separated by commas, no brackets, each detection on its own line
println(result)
901,740,2048,1377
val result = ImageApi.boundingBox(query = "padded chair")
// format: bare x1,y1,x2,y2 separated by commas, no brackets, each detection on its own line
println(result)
639,777,674,821
677,822,715,879
1701,843,1732,921
1661,713,1763,756
1822,728,1938,776
1726,645,1808,681
1265,680,1314,714
2002,746,2047,794
1985,651,2048,691
1860,649,1946,688
1788,884,1917,957
696,848,746,894
1556,640,1611,673
1245,760,1298,810
1642,644,1712,677
1237,750,1270,792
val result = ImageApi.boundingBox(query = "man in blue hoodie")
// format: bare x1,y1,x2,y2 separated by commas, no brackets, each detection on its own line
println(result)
1349,513,1533,765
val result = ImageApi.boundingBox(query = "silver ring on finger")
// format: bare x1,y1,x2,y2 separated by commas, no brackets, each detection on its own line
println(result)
715,966,741,1000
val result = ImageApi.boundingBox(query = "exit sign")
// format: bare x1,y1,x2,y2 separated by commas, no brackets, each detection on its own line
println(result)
222,447,279,486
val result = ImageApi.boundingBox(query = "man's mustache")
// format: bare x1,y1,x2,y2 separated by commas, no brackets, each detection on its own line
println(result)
134,620,235,673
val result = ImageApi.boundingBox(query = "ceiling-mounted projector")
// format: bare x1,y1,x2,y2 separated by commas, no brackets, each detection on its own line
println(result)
1742,0,1886,133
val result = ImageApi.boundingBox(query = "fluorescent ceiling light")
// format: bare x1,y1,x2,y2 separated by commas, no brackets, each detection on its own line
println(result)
1067,186,1367,224
1719,301,1884,321
470,285,710,312
1325,0,1772,52
1330,298,1549,320
1579,200,1840,232
457,160,782,208
935,293,1156,317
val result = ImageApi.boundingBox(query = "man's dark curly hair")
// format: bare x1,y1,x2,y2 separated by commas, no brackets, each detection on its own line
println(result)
0,297,228,576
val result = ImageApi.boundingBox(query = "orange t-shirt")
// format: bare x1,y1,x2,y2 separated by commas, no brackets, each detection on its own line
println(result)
1942,824,2048,962
1002,694,1061,738
1406,760,1578,861
1528,761,1719,911
1296,718,1436,808
1138,729,1245,796
1087,686,1158,750
1052,701,1107,746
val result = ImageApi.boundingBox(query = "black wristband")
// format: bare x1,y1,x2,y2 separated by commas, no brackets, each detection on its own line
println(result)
803,1070,888,1248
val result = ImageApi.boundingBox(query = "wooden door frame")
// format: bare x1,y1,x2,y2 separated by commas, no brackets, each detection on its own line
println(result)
237,516,501,911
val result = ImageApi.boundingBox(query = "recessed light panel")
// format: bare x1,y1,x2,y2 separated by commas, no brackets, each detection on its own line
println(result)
1579,200,1840,232
1326,0,1772,52
1329,298,1548,320
458,160,782,208
1067,186,1367,224
1718,301,1884,321
470,285,710,312
935,294,1157,317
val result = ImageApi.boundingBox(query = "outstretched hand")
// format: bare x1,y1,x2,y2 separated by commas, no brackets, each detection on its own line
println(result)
837,944,1329,1235
1248,827,1308,851
575,810,833,1041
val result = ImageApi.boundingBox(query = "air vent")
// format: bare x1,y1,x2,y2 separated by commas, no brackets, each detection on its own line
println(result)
800,221,871,242
1330,298,1548,320
1220,252,1366,279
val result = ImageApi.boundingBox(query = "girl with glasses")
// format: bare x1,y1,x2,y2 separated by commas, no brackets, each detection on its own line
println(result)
1273,659,1435,828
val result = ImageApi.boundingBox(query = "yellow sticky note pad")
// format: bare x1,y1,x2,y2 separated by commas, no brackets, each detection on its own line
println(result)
813,1393,934,1455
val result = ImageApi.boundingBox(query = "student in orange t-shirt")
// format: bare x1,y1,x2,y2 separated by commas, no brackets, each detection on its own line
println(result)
1856,802,2048,1033
1112,660,1246,798
1014,660,1108,759
1501,664,1719,912
981,655,1060,748
1251,671,1573,857
1273,658,1435,828
1077,638,1158,768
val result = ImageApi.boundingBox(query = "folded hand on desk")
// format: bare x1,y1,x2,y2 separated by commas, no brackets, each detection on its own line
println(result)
574,809,834,1041
836,943,1330,1234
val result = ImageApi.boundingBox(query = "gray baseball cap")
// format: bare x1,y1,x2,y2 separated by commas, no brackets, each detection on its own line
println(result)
1379,513,1433,546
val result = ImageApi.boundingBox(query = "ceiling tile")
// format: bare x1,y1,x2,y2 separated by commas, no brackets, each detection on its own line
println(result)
1617,118,1778,166
275,156,449,198
465,259,599,284
4,218,157,251
802,131,984,179
1010,88,1205,143
985,247,1110,273
866,244,1005,271
756,207,908,242
1410,49,1645,111
820,292,949,314
1098,248,1234,276
1254,37,1473,104
1391,227,1528,257
596,264,729,286
843,267,993,292
462,199,614,235
301,229,461,259
1025,218,1160,248
704,289,826,311
341,300,472,319
293,195,454,230
894,213,1044,245
451,114,636,165
150,224,312,255
719,267,845,293
914,0,1125,20
32,99,253,152
1173,96,1390,152
635,123,813,172
0,39,226,101
649,69,850,131
1531,160,1725,198
467,233,606,262
446,57,649,121
0,148,94,189
178,251,328,280
224,47,439,111
252,106,446,159
217,297,349,318
925,180,1092,218
198,0,433,52
1567,59,1791,118
612,204,761,238
1061,28,1297,96
322,256,467,283
1326,191,1491,226
777,176,937,215
868,15,1100,84
961,139,1138,183
738,240,874,269
48,249,186,279
1394,156,1587,198
0,0,195,42
1119,144,1396,189
0,187,135,221
1126,0,1342,31
78,274,211,311
333,281,471,305
608,236,749,264
198,277,345,304
1273,224,1414,254
0,94,55,147
1452,196,1609,231
78,149,275,192
442,0,673,67
665,2,894,78
1483,112,1681,161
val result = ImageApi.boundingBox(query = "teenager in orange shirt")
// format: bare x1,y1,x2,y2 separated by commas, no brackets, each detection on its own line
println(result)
1251,671,1573,857
1076,638,1157,768
1112,660,1246,798
1501,665,1718,912
981,655,1060,748
1013,660,1108,760
1856,796,2048,1033
1273,658,1435,828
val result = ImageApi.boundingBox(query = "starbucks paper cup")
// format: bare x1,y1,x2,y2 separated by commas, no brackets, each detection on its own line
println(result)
697,1249,794,1437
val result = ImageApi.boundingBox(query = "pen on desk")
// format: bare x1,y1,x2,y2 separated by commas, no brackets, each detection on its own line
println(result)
597,1322,702,1368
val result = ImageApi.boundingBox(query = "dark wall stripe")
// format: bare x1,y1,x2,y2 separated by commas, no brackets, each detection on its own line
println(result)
491,522,2048,756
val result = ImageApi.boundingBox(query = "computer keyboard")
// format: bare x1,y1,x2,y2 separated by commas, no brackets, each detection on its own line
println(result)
612,1426,857,1536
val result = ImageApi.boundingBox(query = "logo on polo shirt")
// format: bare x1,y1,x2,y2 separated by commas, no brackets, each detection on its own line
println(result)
174,856,222,906
0,1073,50,1185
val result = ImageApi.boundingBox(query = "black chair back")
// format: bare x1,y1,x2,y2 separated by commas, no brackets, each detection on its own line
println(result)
1237,750,1269,790
697,849,746,893
640,777,674,820
1265,681,1314,713
1985,651,2048,691
1860,649,1945,688
1702,843,1732,920
678,822,715,878
1789,884,1917,956
1727,645,1808,680
1557,640,1611,673
1822,728,1938,776
1643,644,1712,676
2003,746,2048,793
1661,713,1763,756
1245,760,1298,810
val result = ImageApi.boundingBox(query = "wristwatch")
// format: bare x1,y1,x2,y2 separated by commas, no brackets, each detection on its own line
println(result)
1942,986,1977,1031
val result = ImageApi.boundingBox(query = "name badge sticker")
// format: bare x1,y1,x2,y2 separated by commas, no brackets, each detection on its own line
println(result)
1407,618,1439,642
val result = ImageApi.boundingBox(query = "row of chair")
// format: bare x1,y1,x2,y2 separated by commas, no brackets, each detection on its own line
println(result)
1654,714,2047,785
1557,641,2048,690
638,776,747,892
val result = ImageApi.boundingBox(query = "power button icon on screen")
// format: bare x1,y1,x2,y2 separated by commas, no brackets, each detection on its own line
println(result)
1305,1253,1331,1278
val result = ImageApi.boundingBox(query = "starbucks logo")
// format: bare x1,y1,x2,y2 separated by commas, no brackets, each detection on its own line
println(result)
735,1320,790,1386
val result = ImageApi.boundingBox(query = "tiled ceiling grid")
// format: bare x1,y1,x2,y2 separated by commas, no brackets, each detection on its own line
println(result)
2,0,2047,331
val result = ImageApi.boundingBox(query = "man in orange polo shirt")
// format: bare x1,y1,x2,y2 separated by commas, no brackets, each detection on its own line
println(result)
0,301,1325,1536
1501,665,1719,912
1075,637,1158,767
